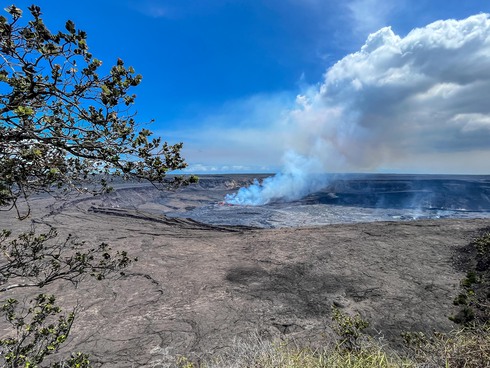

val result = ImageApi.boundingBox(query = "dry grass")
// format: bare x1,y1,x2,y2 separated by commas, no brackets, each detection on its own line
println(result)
173,324,490,368
207,338,402,368
175,331,407,368
404,324,490,368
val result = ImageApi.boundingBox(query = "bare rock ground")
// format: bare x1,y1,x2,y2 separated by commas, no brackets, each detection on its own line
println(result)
1,184,489,367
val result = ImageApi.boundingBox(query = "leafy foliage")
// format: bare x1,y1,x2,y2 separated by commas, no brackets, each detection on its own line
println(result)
0,294,91,368
0,4,196,218
0,211,135,367
0,228,134,293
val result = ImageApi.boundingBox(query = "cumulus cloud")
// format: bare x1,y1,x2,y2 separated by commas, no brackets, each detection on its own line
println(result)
288,13,490,173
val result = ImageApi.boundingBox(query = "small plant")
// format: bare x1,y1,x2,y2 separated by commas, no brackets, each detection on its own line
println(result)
453,293,468,306
461,271,479,287
449,306,476,324
331,306,370,352
176,355,196,368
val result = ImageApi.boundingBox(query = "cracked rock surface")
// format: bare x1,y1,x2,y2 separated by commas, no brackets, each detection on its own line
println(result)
0,177,488,367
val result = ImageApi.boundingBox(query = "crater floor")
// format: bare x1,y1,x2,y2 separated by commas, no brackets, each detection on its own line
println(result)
0,174,489,367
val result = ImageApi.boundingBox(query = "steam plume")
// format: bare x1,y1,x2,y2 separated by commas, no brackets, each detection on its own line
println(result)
226,13,490,205
224,151,328,205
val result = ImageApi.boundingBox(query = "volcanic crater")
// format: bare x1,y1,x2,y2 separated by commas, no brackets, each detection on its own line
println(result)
1,174,490,367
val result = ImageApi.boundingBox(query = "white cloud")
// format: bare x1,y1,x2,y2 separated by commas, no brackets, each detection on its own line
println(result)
180,164,270,174
346,0,400,36
286,13,490,173
450,113,490,133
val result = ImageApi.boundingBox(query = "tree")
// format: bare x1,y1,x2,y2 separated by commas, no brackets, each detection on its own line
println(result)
0,4,196,366
0,4,196,218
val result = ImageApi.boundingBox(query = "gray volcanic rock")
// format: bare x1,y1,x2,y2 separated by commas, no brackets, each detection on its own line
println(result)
0,176,489,367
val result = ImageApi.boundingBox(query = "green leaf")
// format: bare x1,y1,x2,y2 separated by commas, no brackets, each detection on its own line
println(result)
5,5,23,18
101,84,110,95
65,20,76,34
14,106,35,116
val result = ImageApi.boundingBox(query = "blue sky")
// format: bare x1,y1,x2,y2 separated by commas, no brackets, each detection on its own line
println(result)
10,0,490,174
